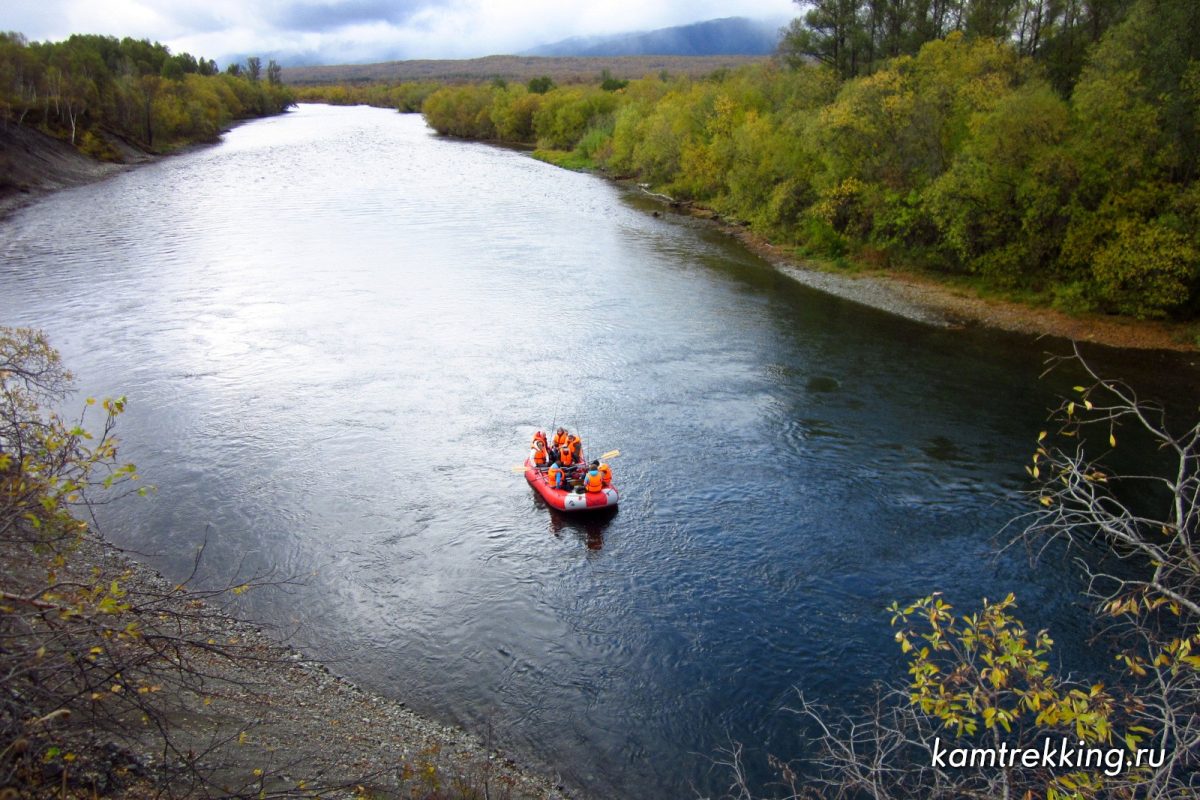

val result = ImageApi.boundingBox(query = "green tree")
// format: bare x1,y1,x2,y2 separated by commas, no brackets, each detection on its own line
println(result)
1062,0,1200,317
599,68,628,91
527,75,554,94
926,81,1074,284
779,0,868,78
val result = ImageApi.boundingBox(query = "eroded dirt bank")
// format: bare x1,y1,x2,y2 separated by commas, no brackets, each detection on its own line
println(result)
0,125,154,219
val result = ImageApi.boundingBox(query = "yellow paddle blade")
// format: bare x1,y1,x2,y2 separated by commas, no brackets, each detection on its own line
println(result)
598,449,620,460
511,465,527,473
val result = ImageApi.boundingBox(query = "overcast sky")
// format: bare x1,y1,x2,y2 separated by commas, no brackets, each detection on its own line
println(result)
6,0,800,66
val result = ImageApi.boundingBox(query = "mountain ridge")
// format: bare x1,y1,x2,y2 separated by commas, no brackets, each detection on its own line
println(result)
522,16,784,57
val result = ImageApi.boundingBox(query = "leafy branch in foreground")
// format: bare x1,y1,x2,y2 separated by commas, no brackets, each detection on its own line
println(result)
709,347,1198,799
1017,345,1200,796
0,327,311,797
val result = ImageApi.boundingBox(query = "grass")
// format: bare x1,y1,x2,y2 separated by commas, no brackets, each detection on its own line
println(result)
531,149,595,171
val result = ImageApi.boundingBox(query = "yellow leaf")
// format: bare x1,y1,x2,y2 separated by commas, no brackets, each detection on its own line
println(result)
1109,433,1116,447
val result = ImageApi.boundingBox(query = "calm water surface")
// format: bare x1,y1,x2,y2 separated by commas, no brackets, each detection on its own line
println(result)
2,105,1196,798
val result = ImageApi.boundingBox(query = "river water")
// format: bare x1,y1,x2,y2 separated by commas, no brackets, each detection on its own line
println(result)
2,105,1196,798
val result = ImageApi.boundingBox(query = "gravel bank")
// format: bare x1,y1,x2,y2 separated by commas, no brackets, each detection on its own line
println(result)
687,205,1200,354
0,528,573,799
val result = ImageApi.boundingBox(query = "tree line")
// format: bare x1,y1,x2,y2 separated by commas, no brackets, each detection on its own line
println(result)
779,0,1134,93
292,81,439,112
421,0,1198,321
0,32,294,156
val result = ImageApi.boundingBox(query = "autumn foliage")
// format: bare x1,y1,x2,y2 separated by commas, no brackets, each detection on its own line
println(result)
421,1,1200,321
0,33,294,155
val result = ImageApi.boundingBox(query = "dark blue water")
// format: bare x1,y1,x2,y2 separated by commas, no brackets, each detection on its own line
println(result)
1,105,1196,798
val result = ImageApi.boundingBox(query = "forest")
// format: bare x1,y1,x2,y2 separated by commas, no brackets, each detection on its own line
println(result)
421,0,1199,321
291,81,438,113
0,32,294,159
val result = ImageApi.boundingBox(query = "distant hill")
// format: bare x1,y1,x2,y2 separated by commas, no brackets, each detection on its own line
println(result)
522,16,783,57
281,54,769,86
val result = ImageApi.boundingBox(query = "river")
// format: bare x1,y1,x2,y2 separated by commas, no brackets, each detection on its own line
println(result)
1,104,1195,798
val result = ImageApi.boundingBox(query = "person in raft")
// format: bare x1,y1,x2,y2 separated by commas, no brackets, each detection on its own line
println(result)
590,459,613,485
547,462,566,490
530,431,549,468
567,433,583,465
584,463,604,493
558,436,578,469
550,427,569,462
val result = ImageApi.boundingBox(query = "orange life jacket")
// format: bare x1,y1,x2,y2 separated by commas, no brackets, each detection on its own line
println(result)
532,431,547,448
559,446,575,467
585,470,603,492
532,442,548,466
547,464,563,488
553,430,569,448
598,463,612,483
568,436,582,459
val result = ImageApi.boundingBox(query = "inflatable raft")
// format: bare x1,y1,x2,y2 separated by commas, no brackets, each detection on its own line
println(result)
524,459,619,512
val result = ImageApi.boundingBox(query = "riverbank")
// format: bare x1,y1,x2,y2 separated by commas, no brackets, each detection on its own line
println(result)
0,124,158,219
0,525,572,798
666,202,1200,354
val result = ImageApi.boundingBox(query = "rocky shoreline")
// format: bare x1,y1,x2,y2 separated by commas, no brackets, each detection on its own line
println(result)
678,205,1200,354
0,526,572,799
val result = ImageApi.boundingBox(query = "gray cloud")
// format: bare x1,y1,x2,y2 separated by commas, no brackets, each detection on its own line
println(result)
269,0,435,32
7,0,800,67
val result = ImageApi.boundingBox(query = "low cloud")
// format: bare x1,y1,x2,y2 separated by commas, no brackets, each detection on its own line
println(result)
7,0,798,66
268,0,437,33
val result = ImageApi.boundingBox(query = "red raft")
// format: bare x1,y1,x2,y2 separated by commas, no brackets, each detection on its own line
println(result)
524,459,619,512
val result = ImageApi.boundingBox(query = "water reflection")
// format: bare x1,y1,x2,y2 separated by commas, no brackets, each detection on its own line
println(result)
544,504,619,549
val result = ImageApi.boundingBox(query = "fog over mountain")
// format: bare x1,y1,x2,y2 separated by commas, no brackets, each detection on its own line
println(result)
8,1,797,67
522,16,785,57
